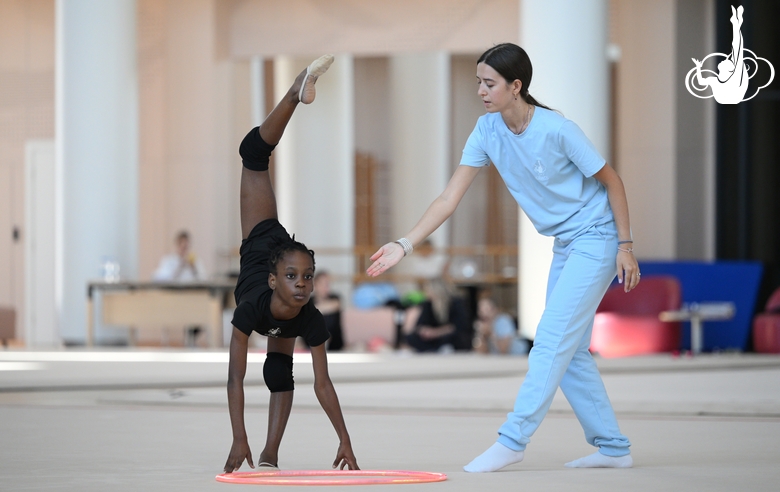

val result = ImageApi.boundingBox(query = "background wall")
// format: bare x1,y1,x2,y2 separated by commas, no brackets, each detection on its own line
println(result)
138,0,239,285
612,0,678,259
227,0,519,57
0,0,55,341
675,0,716,261
0,0,724,345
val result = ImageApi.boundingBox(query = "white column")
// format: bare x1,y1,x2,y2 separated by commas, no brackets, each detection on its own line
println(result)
56,0,139,343
388,53,451,247
275,55,355,279
25,141,58,347
518,0,609,339
250,56,265,128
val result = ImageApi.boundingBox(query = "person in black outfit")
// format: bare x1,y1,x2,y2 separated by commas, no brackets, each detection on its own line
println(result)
223,54,358,473
313,271,345,351
406,279,472,352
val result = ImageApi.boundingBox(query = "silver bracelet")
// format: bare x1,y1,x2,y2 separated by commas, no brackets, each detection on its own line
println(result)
394,237,414,256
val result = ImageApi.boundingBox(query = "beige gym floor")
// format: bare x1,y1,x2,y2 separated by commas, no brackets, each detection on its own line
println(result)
2,350,779,491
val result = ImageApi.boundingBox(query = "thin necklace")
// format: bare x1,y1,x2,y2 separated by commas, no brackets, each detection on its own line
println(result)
515,103,533,135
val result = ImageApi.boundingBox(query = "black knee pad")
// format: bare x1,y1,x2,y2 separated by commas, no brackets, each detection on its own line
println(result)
263,352,294,393
239,126,277,172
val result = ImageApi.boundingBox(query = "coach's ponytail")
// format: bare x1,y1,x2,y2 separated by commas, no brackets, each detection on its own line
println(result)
477,43,555,112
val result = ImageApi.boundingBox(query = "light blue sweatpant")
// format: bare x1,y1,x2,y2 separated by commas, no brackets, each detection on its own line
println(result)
496,221,631,457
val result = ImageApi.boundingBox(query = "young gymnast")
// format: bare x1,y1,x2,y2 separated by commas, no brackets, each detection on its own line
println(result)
367,43,639,471
223,54,359,473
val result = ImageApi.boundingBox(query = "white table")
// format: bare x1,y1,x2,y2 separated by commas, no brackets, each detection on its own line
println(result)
87,281,234,347
659,302,736,354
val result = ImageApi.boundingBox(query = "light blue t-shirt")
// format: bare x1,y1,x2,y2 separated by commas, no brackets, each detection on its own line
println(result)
493,313,517,339
492,314,529,355
460,108,612,242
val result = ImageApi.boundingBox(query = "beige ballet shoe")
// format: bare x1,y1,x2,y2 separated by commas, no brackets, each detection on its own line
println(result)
298,54,334,104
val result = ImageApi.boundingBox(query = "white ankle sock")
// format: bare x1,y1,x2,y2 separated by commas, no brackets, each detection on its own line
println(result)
463,442,524,473
564,451,633,468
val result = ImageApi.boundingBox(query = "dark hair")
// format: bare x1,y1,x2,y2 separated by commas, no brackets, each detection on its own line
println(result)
176,230,190,241
268,234,316,274
478,43,554,111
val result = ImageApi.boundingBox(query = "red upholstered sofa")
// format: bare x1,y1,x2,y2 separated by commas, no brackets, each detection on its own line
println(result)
590,276,682,358
752,287,780,353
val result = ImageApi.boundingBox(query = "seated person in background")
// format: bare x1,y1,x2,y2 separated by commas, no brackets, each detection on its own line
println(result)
406,279,472,353
406,239,450,284
153,230,206,282
393,239,450,305
474,295,529,355
153,230,206,346
313,271,344,351
396,241,452,346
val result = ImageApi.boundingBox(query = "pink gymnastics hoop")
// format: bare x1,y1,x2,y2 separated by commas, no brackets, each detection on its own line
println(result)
215,469,448,486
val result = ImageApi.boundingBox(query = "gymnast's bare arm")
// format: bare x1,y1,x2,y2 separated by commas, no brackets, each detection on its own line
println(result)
224,328,254,473
310,342,359,470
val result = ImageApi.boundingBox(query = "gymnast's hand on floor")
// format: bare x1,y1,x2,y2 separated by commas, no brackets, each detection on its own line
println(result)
333,441,359,470
367,242,405,277
224,437,254,473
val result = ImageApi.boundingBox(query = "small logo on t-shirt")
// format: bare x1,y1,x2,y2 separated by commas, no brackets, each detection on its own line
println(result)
268,327,281,338
533,159,548,183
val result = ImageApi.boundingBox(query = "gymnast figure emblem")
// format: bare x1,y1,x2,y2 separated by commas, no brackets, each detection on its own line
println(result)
685,5,774,104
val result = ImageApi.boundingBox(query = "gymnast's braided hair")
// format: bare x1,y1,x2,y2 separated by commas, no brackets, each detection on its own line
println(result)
268,234,316,274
